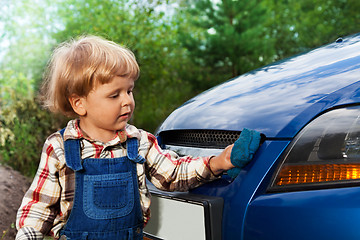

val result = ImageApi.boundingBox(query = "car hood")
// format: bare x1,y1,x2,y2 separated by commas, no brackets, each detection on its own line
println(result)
158,34,360,138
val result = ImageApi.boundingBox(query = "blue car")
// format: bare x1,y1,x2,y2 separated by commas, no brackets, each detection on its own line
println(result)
143,34,360,240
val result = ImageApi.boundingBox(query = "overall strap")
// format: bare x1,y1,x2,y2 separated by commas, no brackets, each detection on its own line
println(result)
127,138,145,164
59,128,65,136
59,128,84,171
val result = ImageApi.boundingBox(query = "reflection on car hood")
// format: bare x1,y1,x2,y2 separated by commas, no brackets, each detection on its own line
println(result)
158,34,360,138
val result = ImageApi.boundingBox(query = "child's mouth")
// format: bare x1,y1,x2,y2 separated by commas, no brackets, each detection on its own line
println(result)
120,112,130,119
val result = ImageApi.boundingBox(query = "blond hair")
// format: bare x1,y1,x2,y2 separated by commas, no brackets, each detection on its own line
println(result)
40,35,139,116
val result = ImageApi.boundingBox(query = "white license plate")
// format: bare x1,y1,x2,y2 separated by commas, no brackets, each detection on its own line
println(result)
144,186,223,240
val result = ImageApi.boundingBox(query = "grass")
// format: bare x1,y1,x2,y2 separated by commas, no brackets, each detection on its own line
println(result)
1,223,14,240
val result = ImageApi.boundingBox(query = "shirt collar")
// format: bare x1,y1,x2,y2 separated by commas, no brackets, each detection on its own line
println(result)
62,119,128,144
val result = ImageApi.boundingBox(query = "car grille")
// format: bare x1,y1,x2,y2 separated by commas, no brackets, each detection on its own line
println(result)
159,130,242,149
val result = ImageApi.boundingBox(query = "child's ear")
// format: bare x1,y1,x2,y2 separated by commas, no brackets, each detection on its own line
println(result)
68,94,87,116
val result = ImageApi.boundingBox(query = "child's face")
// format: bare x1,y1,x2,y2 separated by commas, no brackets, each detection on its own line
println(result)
79,76,135,141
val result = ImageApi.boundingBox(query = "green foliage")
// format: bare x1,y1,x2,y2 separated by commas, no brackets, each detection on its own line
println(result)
263,0,360,60
0,0,58,86
0,70,34,104
293,0,360,47
179,0,360,81
0,71,67,177
0,96,67,177
178,0,276,81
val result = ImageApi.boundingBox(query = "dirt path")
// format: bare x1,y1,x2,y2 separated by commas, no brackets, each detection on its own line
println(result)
0,165,31,240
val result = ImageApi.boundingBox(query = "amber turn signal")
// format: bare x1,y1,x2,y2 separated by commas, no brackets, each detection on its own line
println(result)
275,163,360,186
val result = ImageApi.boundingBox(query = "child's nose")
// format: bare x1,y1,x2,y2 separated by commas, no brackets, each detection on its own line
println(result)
122,93,133,106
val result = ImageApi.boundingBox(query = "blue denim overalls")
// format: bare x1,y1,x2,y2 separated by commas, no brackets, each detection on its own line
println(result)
59,129,144,240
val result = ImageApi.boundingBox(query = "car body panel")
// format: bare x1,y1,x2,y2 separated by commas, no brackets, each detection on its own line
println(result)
245,187,360,240
158,35,360,138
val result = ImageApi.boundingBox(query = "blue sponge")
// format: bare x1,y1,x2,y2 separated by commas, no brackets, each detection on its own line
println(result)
227,128,261,178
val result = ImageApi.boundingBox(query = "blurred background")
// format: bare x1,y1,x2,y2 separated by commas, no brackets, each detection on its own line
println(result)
1,0,360,178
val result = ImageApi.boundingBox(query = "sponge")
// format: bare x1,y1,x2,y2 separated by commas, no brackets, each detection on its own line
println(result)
227,128,261,178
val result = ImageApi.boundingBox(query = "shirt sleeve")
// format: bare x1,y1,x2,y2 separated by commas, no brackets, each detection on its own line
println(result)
15,227,44,240
141,131,219,192
16,135,62,239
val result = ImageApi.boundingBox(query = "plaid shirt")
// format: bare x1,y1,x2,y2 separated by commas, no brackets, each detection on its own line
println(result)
16,120,218,239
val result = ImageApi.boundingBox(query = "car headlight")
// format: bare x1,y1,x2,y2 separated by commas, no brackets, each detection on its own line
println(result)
269,105,360,192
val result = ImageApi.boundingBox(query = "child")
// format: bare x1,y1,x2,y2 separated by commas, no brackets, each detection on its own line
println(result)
16,35,257,240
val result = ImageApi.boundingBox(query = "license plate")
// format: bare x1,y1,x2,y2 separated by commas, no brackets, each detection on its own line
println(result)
144,185,223,240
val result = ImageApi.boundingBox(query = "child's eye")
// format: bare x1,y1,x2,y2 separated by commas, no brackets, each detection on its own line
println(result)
110,93,119,99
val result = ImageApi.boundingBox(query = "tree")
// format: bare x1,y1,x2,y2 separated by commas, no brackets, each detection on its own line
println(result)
295,0,360,47
0,0,60,84
178,0,276,84
264,0,360,60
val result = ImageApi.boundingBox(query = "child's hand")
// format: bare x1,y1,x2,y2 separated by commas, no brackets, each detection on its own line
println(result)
209,144,235,176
